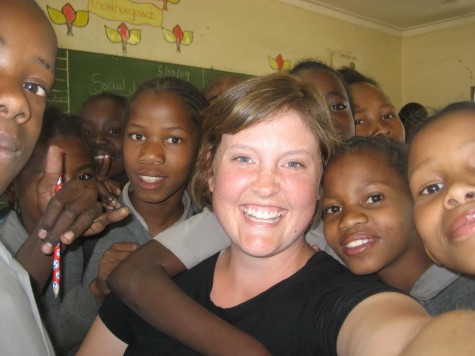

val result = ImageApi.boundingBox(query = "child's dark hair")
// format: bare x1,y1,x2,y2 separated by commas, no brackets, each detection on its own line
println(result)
327,135,408,185
127,77,208,127
290,59,352,108
39,106,86,144
81,92,128,112
337,67,380,88
410,101,475,144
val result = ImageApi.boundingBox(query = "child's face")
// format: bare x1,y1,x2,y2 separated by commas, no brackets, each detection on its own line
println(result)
409,111,475,274
322,150,417,275
14,136,95,234
351,83,405,142
81,98,126,180
0,0,57,194
296,70,354,140
124,91,200,208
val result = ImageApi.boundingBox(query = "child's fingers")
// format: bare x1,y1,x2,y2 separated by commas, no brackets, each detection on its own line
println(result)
83,207,130,236
38,178,99,251
97,180,121,210
96,155,112,182
37,145,62,214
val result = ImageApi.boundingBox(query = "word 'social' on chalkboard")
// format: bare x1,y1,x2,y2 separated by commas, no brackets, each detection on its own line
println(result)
48,48,249,114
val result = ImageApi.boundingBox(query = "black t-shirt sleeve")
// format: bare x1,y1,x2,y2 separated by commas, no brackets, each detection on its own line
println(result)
99,292,135,344
313,269,401,355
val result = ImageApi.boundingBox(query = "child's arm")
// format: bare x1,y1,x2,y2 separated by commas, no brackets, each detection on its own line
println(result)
108,210,271,355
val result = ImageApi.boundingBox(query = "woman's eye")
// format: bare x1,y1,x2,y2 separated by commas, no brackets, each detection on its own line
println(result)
365,194,384,204
420,183,443,196
78,173,94,181
166,137,183,144
235,156,251,163
382,113,397,120
130,133,144,141
285,161,303,169
324,205,341,215
23,82,49,98
329,103,348,111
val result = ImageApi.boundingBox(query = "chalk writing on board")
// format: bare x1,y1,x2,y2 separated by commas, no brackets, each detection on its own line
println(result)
157,64,191,81
91,73,137,95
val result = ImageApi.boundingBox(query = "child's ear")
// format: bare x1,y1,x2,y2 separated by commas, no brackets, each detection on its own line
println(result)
424,245,442,266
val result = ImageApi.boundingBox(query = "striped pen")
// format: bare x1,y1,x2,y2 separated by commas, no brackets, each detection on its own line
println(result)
52,151,64,298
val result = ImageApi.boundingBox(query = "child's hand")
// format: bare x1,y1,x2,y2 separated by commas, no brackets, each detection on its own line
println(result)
90,242,140,304
36,146,102,254
96,155,121,211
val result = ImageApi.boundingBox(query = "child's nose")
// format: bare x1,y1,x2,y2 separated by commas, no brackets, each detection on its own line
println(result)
139,142,165,164
0,77,31,124
444,182,475,209
338,205,368,230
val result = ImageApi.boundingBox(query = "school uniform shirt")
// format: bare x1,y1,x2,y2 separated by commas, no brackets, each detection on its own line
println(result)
0,240,54,355
410,263,475,315
100,251,398,356
0,209,83,355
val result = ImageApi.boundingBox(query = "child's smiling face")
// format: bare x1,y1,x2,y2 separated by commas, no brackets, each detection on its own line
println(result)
322,149,417,276
124,91,200,208
0,0,57,194
409,110,475,274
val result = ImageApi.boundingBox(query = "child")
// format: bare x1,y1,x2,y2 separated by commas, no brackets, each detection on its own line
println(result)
0,2,120,354
66,77,208,353
290,60,354,140
408,101,475,275
338,67,405,142
80,92,128,188
1,107,96,354
321,135,475,315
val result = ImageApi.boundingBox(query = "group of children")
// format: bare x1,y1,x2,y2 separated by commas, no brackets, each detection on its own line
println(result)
3,0,475,355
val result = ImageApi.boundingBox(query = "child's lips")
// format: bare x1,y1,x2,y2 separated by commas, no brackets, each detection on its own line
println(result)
448,209,475,241
341,232,379,256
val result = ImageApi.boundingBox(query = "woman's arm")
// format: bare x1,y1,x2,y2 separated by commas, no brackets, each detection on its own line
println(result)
77,316,127,356
338,291,475,356
108,210,271,355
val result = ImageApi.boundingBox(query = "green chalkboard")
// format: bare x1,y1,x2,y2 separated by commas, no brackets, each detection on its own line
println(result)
48,49,249,114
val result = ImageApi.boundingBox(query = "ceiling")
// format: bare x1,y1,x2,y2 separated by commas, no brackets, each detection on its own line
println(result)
280,0,475,36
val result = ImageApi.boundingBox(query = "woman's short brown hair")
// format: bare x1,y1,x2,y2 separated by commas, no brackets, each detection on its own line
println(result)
190,73,339,226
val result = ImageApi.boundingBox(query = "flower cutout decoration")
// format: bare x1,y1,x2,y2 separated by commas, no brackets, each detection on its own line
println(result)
47,3,89,36
105,23,141,55
268,54,292,72
163,25,193,53
162,0,181,11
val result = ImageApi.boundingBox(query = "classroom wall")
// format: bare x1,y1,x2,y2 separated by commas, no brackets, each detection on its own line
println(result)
36,0,402,107
402,22,475,111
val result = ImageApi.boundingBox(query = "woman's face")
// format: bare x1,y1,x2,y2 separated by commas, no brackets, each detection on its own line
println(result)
208,110,322,258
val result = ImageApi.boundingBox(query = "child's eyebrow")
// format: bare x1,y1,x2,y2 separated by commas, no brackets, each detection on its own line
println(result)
34,56,53,72
325,91,347,100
